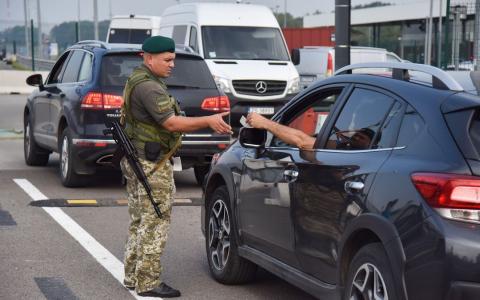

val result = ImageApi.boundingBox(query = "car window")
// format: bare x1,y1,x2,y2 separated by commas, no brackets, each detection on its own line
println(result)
271,88,343,148
324,88,394,150
100,53,216,89
396,105,425,147
78,52,93,82
172,25,187,44
189,26,198,52
61,50,85,83
47,51,70,85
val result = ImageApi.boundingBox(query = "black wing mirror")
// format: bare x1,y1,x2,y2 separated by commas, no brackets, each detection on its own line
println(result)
26,74,45,91
239,127,266,149
291,48,300,65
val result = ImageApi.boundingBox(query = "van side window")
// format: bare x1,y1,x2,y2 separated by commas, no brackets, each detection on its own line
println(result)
172,25,187,45
189,27,198,52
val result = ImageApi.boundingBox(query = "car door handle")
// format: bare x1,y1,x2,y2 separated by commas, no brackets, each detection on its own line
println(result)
344,181,364,193
46,93,52,98
60,93,66,98
283,169,299,182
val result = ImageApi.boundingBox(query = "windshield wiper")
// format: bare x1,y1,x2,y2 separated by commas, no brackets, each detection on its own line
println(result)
251,58,284,61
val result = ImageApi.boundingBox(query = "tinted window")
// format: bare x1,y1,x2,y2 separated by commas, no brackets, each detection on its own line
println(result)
47,51,70,84
202,26,289,61
109,29,151,44
61,50,85,83
100,54,216,89
172,25,187,44
375,101,403,149
397,106,425,146
325,88,394,150
189,27,198,52
78,53,93,82
272,88,343,148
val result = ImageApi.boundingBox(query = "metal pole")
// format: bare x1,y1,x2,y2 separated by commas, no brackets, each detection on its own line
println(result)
426,0,434,64
24,0,30,57
93,0,99,40
453,8,461,70
30,19,35,71
36,0,42,59
77,0,81,40
424,18,429,64
283,0,287,28
443,0,451,68
335,0,351,70
438,0,443,67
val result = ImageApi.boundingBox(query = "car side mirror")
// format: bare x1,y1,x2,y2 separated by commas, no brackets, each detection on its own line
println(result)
26,74,45,91
291,48,300,65
239,127,266,149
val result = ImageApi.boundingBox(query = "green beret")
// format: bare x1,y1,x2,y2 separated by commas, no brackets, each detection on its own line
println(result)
142,36,175,54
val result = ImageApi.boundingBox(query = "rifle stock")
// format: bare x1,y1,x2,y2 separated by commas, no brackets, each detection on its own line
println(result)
104,121,162,218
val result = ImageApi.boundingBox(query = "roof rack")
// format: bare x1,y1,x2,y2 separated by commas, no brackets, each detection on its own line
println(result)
335,62,464,91
75,40,108,49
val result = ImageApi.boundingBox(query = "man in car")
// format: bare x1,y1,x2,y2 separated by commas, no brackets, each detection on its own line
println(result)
246,112,316,150
120,35,232,298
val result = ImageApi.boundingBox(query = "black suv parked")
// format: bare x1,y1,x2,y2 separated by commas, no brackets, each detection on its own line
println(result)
202,62,480,299
24,41,230,187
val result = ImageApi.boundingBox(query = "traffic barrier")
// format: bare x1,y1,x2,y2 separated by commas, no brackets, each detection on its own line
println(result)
0,70,50,94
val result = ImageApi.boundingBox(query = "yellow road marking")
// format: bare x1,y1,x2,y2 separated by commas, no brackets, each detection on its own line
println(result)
67,199,98,205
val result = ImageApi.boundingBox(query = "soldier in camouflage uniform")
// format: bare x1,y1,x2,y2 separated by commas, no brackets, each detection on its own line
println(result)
120,35,232,298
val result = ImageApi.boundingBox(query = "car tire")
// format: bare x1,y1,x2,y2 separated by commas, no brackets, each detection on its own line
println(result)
59,127,85,187
24,115,50,166
206,185,257,284
344,243,398,300
194,165,210,186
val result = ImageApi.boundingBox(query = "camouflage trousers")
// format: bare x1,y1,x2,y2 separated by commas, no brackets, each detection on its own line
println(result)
120,157,175,293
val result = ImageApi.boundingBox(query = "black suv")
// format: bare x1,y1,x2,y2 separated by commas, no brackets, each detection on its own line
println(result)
202,62,480,299
24,41,230,187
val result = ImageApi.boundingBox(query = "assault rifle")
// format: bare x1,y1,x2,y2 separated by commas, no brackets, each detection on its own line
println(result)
104,121,162,218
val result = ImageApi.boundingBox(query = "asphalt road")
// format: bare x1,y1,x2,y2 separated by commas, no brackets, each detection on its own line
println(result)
0,94,314,300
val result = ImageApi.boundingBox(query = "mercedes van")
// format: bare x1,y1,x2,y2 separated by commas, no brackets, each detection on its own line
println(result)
159,3,300,131
107,15,161,44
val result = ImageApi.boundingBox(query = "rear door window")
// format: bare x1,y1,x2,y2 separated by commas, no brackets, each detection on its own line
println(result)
78,52,93,82
324,88,395,150
47,51,70,84
61,50,85,83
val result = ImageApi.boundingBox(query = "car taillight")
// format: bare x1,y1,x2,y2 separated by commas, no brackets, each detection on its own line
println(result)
201,96,230,112
81,92,124,110
411,172,480,223
326,52,333,77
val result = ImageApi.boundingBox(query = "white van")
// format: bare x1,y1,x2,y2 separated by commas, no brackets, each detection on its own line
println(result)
107,15,161,44
292,46,403,89
159,2,300,130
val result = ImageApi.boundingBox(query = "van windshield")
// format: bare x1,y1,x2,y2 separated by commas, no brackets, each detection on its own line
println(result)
202,26,289,61
109,29,151,44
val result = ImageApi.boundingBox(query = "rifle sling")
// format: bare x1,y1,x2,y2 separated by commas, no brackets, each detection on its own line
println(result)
147,137,182,177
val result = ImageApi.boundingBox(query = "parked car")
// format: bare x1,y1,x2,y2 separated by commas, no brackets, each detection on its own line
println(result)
201,62,480,299
24,40,230,187
292,46,403,90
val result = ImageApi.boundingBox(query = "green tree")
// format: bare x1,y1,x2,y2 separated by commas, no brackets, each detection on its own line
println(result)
352,1,392,10
0,25,39,46
49,20,110,52
273,13,303,28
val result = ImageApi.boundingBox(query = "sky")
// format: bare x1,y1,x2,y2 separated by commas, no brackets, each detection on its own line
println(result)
0,0,428,30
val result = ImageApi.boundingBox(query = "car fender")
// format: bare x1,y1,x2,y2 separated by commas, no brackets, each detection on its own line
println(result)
338,213,408,300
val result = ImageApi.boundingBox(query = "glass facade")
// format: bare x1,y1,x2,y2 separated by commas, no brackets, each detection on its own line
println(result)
351,14,475,68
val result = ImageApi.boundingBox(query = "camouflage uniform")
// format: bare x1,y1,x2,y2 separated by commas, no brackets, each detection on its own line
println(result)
120,64,182,293
121,157,175,293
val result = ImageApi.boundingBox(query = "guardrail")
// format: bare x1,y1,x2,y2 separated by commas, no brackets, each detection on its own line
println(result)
16,55,55,71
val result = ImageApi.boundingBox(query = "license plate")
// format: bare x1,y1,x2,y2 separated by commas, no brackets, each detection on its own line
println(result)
300,75,316,82
248,107,274,115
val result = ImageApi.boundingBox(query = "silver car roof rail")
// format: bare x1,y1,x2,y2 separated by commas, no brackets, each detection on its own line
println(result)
335,62,464,92
75,40,108,49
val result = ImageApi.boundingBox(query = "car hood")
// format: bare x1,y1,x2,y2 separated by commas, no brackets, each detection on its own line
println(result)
205,59,299,81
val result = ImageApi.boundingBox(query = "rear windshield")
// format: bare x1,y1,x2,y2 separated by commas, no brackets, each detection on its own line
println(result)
100,53,217,89
108,29,151,44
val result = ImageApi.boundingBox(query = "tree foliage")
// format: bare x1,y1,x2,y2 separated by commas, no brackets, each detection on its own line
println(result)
50,20,110,51
273,13,303,28
0,25,39,45
352,1,392,10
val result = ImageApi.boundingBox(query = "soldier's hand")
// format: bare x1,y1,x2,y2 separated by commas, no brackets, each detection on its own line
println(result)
207,111,232,134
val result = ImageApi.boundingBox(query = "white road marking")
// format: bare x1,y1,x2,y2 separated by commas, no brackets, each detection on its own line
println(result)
174,198,192,204
13,178,161,300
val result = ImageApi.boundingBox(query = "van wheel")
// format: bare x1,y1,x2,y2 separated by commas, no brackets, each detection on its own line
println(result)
24,116,50,166
345,243,397,300
59,128,85,187
206,186,257,284
194,165,209,186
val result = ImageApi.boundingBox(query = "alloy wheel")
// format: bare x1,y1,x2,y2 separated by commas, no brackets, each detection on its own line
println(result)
208,198,231,271
349,263,388,300
61,136,69,179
